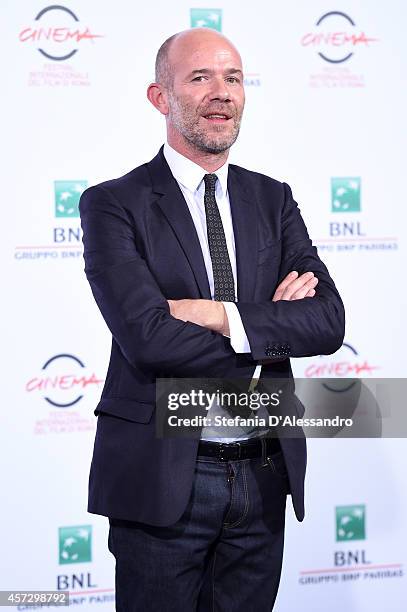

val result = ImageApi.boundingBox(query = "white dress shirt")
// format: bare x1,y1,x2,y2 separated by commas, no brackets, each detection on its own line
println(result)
163,143,267,441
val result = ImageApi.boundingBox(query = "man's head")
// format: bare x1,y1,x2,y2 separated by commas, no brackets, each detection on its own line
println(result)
148,28,245,164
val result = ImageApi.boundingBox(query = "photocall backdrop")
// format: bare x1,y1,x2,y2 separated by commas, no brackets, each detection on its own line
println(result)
2,1,406,610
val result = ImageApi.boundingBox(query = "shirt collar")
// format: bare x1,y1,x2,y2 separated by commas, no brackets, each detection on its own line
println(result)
163,142,229,197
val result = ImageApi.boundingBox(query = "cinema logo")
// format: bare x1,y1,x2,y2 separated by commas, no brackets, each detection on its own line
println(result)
299,504,404,586
26,354,103,435
304,343,379,380
26,353,103,408
301,11,379,88
19,6,104,86
301,11,378,64
19,5,103,60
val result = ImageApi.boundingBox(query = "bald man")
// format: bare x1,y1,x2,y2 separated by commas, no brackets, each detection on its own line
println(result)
80,28,344,611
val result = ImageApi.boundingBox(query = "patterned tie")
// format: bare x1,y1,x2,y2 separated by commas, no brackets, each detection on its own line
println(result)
203,174,236,302
203,174,255,423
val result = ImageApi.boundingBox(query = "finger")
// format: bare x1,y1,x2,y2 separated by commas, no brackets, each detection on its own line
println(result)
272,271,298,301
281,271,315,300
292,277,318,300
281,271,315,299
168,299,185,317
291,277,318,300
305,288,316,298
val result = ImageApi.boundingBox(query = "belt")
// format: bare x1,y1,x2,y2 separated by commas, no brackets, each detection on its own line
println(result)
197,437,281,461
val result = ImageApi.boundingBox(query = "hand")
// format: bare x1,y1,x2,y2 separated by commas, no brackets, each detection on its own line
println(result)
167,299,229,335
272,271,318,302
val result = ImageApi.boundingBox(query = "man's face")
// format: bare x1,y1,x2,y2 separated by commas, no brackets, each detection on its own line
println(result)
165,34,245,154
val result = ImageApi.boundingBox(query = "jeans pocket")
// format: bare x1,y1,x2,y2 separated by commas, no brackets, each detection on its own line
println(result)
265,451,289,479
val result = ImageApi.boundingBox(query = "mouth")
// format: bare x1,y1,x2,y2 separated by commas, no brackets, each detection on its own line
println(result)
202,113,232,124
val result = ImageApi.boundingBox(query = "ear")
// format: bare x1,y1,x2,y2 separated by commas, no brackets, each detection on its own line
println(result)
147,83,169,116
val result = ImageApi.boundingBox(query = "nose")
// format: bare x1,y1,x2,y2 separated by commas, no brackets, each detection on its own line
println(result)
208,76,231,102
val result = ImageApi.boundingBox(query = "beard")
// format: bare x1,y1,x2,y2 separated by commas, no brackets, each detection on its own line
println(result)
167,90,243,154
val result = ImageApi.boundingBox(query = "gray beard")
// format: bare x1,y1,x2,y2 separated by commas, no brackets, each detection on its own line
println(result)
168,93,242,154
182,125,240,154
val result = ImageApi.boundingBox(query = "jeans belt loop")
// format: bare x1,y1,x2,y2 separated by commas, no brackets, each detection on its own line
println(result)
260,437,268,467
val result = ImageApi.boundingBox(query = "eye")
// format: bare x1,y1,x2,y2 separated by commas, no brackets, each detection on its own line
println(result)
192,75,207,82
226,76,240,84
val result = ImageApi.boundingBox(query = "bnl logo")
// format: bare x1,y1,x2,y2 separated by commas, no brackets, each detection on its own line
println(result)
59,525,92,564
336,505,366,541
190,9,222,31
57,525,97,592
331,177,361,212
334,505,371,567
54,180,87,218
330,177,364,237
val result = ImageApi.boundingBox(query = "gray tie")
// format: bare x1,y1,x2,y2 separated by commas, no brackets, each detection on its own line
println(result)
203,174,236,302
203,173,256,422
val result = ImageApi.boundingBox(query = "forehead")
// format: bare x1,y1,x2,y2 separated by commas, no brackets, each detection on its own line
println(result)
169,36,242,76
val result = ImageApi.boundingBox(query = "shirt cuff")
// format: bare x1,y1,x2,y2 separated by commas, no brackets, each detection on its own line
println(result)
222,302,251,353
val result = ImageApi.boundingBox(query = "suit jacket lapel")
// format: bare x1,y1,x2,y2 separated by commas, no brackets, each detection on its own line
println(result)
228,166,258,302
147,147,211,299
147,148,258,303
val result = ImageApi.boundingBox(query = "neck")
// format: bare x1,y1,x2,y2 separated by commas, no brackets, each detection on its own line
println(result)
167,132,229,173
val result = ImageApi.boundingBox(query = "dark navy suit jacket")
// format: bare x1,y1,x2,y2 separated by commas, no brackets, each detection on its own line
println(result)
79,146,345,526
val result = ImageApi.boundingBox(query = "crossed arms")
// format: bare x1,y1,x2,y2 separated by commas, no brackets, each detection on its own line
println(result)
80,180,344,377
168,270,319,337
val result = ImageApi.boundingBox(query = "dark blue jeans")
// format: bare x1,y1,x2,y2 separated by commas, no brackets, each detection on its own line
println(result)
108,447,289,611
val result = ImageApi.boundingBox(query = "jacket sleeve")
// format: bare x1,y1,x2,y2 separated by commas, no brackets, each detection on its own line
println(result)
236,182,345,361
79,185,256,377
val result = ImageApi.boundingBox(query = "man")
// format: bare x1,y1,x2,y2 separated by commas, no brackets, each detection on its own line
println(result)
80,28,345,611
